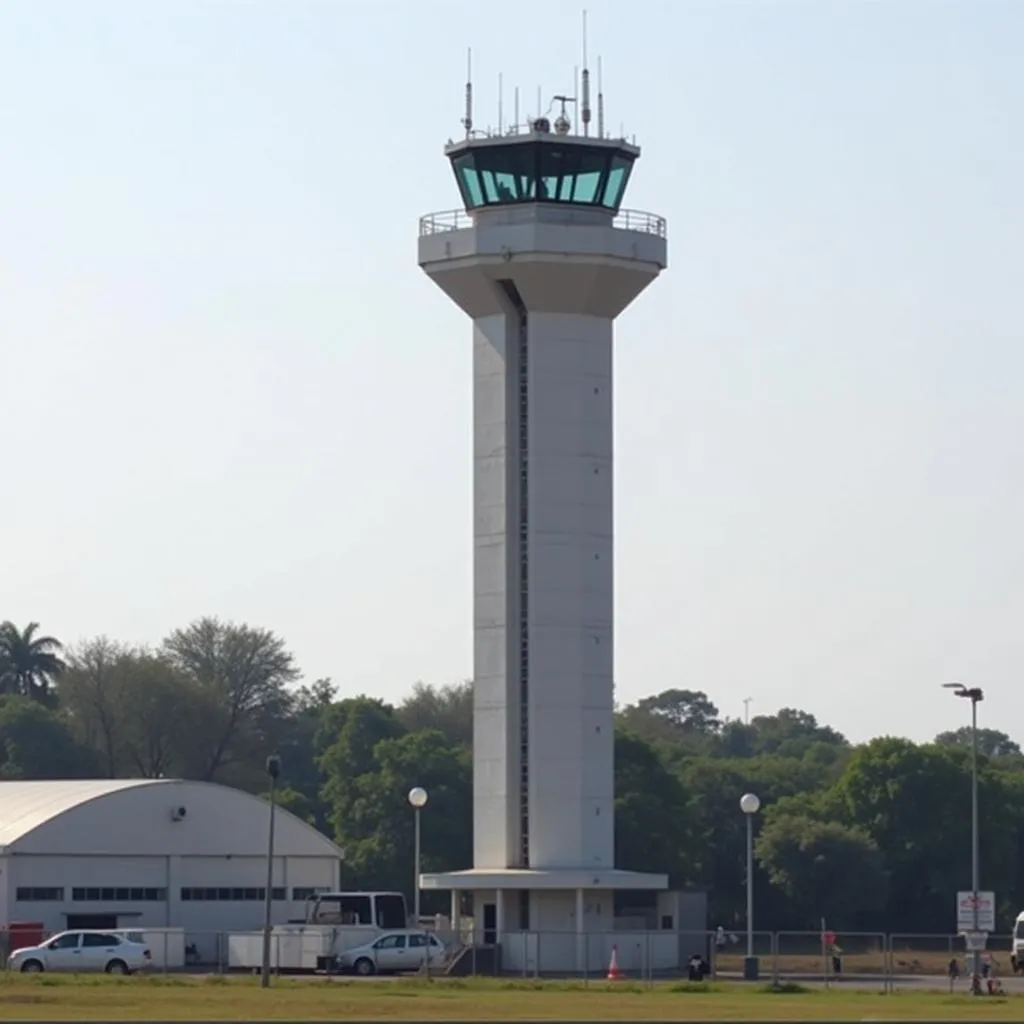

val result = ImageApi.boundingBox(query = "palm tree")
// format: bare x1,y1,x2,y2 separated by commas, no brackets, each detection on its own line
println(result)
0,621,67,704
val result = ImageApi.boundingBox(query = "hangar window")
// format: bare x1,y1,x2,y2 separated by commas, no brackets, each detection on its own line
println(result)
15,887,64,901
71,887,167,901
292,887,328,901
180,887,287,901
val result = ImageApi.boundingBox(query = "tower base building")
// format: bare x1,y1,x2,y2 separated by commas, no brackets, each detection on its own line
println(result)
418,76,704,973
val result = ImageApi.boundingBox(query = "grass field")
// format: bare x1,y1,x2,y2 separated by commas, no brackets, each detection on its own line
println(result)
0,975,1019,1021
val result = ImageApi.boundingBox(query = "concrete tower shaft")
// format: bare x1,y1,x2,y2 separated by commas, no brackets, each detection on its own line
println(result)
419,129,666,877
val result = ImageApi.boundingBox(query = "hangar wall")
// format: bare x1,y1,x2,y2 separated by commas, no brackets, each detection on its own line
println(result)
0,780,344,958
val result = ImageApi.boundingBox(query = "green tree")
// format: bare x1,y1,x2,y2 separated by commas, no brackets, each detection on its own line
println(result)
747,708,847,759
60,638,219,779
0,621,67,704
678,754,829,926
162,617,299,781
58,636,129,776
116,653,217,778
831,737,1022,930
396,681,472,749
614,730,692,883
0,695,97,778
260,786,318,826
617,689,721,750
935,726,1021,759
267,678,337,830
328,727,472,896
317,696,406,844
755,813,887,928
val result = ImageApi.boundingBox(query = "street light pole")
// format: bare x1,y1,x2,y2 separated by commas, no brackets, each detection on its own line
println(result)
260,754,281,989
739,792,761,981
943,683,984,991
408,787,428,923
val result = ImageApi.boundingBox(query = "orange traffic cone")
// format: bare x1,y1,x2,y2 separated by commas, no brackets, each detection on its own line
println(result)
607,944,624,980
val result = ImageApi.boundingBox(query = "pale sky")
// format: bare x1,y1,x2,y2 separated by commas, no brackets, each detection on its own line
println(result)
3,0,1022,746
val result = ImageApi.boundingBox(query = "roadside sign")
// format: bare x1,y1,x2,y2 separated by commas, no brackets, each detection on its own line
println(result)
962,931,988,952
956,891,996,932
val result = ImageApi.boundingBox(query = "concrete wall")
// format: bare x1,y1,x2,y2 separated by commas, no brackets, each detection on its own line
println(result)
473,311,520,870
500,928,681,974
529,889,613,932
471,307,616,872
525,312,615,871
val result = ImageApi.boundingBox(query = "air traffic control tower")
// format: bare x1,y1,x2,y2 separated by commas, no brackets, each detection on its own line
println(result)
418,65,687,974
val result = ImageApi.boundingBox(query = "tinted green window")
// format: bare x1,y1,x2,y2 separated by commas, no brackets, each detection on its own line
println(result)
453,154,484,206
474,146,536,201
601,155,633,209
450,143,632,211
572,168,603,202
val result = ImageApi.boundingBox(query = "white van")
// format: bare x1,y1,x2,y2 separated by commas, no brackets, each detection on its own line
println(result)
1010,912,1024,973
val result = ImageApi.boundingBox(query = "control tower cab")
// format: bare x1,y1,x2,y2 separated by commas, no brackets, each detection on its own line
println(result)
420,112,667,318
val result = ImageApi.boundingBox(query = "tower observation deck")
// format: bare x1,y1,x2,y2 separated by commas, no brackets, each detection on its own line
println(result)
417,71,681,975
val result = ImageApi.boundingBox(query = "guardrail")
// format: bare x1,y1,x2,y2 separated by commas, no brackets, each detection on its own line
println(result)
614,209,667,237
419,209,472,235
418,207,667,239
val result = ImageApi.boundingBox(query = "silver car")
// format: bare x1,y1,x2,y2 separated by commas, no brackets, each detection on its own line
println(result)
338,929,446,975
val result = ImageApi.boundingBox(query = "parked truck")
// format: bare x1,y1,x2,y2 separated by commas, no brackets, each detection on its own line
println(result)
227,890,409,973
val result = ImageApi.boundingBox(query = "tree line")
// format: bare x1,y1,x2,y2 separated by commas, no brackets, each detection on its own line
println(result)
1,617,1022,934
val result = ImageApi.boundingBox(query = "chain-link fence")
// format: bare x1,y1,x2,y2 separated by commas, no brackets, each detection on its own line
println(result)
772,931,888,988
887,932,1015,993
0,925,1017,986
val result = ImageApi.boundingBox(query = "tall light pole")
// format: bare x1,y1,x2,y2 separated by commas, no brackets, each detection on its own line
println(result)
408,787,428,923
260,753,281,989
740,792,761,981
943,682,984,990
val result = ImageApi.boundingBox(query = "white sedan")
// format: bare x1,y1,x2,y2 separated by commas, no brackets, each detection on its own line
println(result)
8,929,152,974
337,929,446,975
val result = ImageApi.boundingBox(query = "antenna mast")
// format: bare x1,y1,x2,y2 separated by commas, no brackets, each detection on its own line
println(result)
581,10,591,136
597,55,604,138
574,65,579,130
498,72,504,134
462,49,473,138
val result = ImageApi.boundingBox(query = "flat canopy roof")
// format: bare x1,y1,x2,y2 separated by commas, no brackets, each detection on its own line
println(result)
420,868,668,891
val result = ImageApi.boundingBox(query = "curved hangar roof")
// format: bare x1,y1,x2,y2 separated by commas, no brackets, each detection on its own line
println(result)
0,779,343,858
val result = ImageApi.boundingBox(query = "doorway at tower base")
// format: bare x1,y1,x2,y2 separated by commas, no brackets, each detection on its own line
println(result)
450,888,708,976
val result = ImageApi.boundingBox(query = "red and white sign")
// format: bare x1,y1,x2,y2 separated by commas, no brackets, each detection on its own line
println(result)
956,891,995,932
